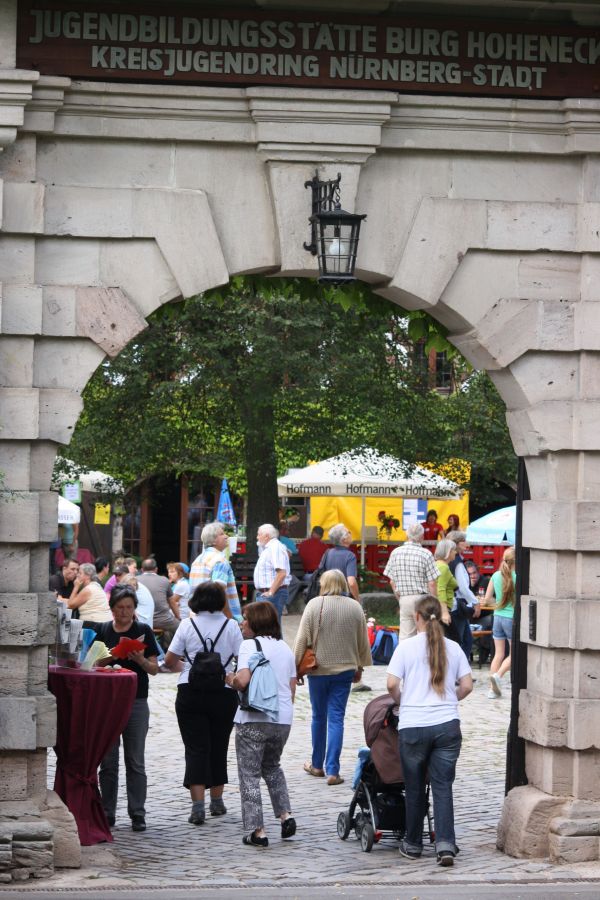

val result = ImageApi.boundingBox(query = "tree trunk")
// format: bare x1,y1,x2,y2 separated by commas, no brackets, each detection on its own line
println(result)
240,395,280,550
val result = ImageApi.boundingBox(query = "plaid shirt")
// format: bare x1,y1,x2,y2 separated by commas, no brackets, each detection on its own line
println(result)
383,541,439,596
189,547,241,619
253,538,291,590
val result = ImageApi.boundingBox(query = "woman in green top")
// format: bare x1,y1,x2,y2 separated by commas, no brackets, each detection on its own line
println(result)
434,540,458,610
484,545,516,699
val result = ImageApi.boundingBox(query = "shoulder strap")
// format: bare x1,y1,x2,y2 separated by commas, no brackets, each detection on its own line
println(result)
318,549,331,574
313,598,325,653
254,637,262,652
211,619,229,651
189,616,208,651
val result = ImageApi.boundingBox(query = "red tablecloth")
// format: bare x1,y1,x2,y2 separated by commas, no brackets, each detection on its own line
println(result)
48,665,137,845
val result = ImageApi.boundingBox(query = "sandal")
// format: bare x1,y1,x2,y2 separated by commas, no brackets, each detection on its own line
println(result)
327,775,344,786
242,832,269,848
303,762,325,777
281,817,296,839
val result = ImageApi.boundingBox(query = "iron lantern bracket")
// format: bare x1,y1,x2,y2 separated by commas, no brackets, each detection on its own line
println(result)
303,170,342,256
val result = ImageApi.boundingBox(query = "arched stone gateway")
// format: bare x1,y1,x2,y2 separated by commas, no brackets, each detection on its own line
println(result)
2,0,600,880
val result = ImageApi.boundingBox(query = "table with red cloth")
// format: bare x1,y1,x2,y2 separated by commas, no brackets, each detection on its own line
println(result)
48,665,137,845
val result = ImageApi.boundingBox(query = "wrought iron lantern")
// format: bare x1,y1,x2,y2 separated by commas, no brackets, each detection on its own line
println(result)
304,171,366,285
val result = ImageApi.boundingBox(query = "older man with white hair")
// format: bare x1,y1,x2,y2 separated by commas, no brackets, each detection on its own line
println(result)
383,522,443,639
253,524,291,621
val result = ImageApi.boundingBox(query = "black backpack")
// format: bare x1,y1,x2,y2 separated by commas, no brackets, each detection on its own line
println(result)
305,549,332,603
185,619,232,692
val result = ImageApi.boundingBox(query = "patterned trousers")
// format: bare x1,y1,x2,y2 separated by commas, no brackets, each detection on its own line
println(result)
235,722,292,834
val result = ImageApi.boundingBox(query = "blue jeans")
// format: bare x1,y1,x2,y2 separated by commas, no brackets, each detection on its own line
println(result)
308,670,354,776
255,588,288,622
398,719,462,855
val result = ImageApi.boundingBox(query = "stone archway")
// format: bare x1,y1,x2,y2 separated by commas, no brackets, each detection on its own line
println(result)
2,38,600,878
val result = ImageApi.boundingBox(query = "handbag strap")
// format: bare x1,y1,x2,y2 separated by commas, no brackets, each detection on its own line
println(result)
312,597,325,654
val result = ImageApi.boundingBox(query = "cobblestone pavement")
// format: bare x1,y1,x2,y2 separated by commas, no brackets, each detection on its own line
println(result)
41,616,600,890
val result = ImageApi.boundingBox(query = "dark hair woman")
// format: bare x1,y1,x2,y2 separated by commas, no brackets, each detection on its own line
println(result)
87,583,159,831
226,601,297,848
164,581,242,826
387,594,473,867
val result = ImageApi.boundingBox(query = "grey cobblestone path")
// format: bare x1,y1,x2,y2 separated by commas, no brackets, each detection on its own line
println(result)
44,616,600,889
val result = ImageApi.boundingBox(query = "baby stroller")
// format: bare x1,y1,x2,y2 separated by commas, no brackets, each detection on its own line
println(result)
336,694,434,853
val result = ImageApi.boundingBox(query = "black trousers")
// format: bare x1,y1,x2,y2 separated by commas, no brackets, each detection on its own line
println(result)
175,684,238,789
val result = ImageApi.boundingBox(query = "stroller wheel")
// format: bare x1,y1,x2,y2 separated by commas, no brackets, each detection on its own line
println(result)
360,822,375,853
337,811,351,840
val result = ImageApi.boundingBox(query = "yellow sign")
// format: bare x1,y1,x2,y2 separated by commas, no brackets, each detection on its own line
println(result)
310,495,469,542
94,503,111,525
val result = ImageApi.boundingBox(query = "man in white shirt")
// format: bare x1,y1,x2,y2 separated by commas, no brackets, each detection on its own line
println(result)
383,523,443,639
253,524,291,622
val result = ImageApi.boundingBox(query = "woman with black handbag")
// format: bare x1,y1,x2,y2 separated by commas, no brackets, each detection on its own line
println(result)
164,582,242,826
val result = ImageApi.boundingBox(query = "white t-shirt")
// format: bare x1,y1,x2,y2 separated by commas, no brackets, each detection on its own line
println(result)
135,582,155,628
168,612,242,686
387,632,471,729
234,636,296,726
172,579,191,619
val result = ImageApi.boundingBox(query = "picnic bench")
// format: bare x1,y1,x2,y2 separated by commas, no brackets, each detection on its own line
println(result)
230,552,306,604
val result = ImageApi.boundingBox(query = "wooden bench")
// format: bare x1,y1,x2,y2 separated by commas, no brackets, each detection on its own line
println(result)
230,553,306,604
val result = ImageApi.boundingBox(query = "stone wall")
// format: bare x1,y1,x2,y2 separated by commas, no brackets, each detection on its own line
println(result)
2,0,600,877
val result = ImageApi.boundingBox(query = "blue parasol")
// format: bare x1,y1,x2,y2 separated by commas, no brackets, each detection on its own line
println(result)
216,478,237,528
466,506,515,545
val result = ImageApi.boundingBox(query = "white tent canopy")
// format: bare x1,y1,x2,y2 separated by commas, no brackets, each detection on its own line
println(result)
58,495,81,524
277,448,462,563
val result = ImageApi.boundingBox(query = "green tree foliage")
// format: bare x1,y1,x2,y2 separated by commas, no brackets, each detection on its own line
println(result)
65,277,516,540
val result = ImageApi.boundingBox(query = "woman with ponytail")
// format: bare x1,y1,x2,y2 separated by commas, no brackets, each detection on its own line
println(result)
484,546,516,699
387,594,472,867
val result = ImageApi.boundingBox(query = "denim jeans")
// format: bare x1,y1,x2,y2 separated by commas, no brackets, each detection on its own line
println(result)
308,670,354,776
398,718,462,855
256,587,288,622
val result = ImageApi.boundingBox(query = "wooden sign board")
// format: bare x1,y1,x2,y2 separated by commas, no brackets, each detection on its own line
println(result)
17,1,600,99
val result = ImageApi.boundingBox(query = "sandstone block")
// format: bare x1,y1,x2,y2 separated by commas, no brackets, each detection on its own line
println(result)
38,491,60,543
11,822,52,842
33,338,104,391
497,784,566,858
508,353,578,407
35,593,57,645
0,237,35,284
517,253,580,301
28,647,49,695
563,796,600,818
35,694,56,749
519,689,569,746
525,453,580,502
487,201,577,251
0,136,36,182
30,547,53,594
43,791,80,869
0,547,31,593
0,337,34,387
2,182,44,234
0,389,39,440
75,287,146,357
100,239,179,317
44,184,134,237
549,833,599,863
37,136,172,188
0,594,43,647
581,255,600,302
568,699,600,749
524,644,573,695
528,550,577,600
29,442,58,492
38,389,83,444
0,494,39,543
0,442,30,491
0,698,37,750
0,762,30,803
0,285,43,335
526,743,574,796
41,286,77,337
28,750,50,802
507,405,574,458
34,238,100,286
551,815,600,836
0,648,28,697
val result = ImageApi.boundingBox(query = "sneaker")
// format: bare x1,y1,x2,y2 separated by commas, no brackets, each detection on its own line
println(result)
437,850,455,867
131,816,146,832
398,839,421,860
490,674,503,697
487,689,497,699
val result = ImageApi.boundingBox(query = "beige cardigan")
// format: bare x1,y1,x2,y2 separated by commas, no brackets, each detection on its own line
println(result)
294,594,372,676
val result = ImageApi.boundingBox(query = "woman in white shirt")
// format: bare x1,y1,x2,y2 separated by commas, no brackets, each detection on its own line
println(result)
226,601,296,848
167,562,191,619
387,594,472,868
165,582,242,826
